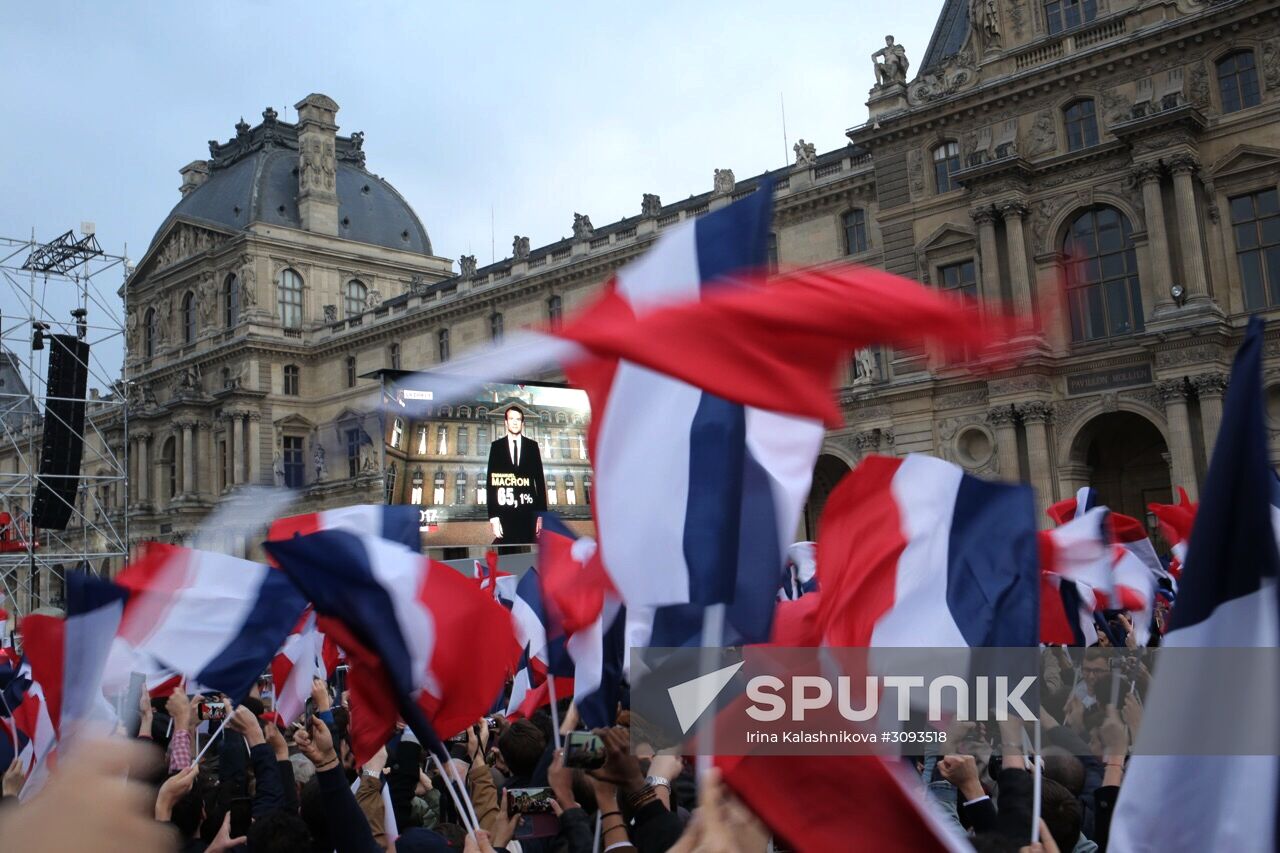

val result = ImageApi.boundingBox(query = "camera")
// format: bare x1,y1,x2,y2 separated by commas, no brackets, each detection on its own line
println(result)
198,701,228,722
507,787,555,815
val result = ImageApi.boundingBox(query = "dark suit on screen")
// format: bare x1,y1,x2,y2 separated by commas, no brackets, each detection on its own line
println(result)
486,434,546,544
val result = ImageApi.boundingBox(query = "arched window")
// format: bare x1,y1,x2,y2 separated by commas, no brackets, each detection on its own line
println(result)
345,356,357,388
438,328,450,362
932,142,961,193
455,471,467,505
161,436,177,501
417,426,427,455
411,469,424,504
546,474,558,506
1062,206,1144,342
767,233,779,273
144,308,156,357
277,268,304,329
389,342,401,370
225,274,240,328
475,472,486,504
547,295,563,327
1217,51,1261,113
565,473,577,506
181,291,196,344
584,474,592,505
432,469,446,505
555,412,568,425
391,417,404,449
1063,99,1099,151
458,406,472,419
490,312,504,341
1044,0,1096,36
842,210,868,255
344,279,367,318
282,364,300,396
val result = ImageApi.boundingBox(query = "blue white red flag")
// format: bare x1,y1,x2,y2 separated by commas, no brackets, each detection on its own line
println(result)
264,529,519,765
267,504,421,553
107,543,307,703
816,454,1039,647
1111,317,1280,853
271,609,328,726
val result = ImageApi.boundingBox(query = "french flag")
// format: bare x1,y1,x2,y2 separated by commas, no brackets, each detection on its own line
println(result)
816,454,1039,648
506,567,573,719
264,529,520,765
109,543,308,703
562,182,823,648
778,541,817,601
1148,487,1196,580
474,550,517,604
267,505,422,553
271,609,328,726
536,514,626,728
1111,316,1279,852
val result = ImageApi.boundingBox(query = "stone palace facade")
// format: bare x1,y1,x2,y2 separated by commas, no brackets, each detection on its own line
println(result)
2,0,1279,612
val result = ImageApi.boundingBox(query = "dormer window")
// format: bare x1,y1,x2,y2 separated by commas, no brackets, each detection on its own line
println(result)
1044,0,1097,36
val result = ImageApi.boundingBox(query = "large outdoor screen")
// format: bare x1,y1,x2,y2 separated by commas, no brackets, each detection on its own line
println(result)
384,378,594,549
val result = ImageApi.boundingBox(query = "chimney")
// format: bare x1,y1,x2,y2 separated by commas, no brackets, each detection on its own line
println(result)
179,161,210,196
294,94,341,235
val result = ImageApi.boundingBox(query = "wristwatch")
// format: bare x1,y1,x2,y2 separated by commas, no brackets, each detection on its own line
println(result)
644,775,670,790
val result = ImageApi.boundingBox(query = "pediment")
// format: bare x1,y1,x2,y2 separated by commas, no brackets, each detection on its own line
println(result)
273,413,315,430
137,218,234,278
917,223,976,254
1208,145,1280,181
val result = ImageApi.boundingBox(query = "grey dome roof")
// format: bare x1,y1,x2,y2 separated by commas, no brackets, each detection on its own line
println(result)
152,110,433,255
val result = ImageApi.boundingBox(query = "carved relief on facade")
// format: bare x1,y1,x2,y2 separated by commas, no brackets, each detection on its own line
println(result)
908,149,926,197
1101,88,1132,128
1026,110,1057,158
1188,62,1211,110
938,415,998,474
152,223,226,271
1263,39,1280,90
1008,0,1026,39
1032,195,1070,253
908,50,977,104
1155,344,1223,369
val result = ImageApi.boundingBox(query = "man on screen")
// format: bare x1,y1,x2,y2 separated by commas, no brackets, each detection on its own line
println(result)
486,406,546,543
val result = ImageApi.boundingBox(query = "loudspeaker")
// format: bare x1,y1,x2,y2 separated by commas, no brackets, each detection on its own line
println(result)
31,334,90,530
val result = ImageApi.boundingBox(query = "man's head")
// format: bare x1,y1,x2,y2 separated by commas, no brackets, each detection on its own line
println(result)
1041,746,1085,796
247,811,314,853
885,35,895,46
498,719,546,780
1040,778,1083,852
504,406,525,437
1082,648,1110,695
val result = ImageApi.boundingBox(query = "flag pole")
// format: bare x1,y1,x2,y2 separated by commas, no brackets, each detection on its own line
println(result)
695,603,726,779
192,710,235,765
431,752,478,840
446,755,483,835
1030,718,1043,844
546,676,563,751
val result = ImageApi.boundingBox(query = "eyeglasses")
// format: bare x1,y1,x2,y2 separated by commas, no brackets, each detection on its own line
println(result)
1083,666,1110,676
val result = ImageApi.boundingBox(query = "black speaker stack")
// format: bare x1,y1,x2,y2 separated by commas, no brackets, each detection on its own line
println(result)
31,334,90,530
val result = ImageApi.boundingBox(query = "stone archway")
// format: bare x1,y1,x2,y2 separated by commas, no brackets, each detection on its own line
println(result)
1067,411,1172,526
802,453,853,540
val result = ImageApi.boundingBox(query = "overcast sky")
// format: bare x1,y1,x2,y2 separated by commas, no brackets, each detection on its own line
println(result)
0,1,940,380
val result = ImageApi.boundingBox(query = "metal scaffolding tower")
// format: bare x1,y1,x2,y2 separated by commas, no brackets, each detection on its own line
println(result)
0,227,130,619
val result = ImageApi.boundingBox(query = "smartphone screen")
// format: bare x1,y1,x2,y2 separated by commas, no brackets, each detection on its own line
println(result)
507,786,555,815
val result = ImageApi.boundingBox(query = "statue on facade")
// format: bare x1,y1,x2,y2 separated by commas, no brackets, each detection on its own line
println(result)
272,451,286,488
872,36,910,87
126,308,140,355
177,363,202,393
239,256,258,308
641,193,662,217
969,0,999,41
852,348,877,385
323,304,338,323
313,439,326,482
512,235,531,260
793,139,818,167
359,442,377,474
300,138,323,191
713,168,735,195
572,213,594,240
459,254,477,278
366,289,381,310
198,280,216,328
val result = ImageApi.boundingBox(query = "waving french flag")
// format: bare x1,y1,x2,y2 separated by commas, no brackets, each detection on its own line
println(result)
506,566,572,719
268,504,422,553
1111,317,1279,852
271,609,328,725
108,543,307,703
816,454,1039,648
264,529,519,765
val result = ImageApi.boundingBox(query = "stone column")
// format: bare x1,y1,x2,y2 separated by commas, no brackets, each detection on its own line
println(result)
998,201,1035,331
180,421,195,496
232,413,245,486
1169,155,1209,300
247,413,262,485
986,406,1021,483
136,432,151,504
1016,401,1057,525
1157,379,1199,501
198,423,213,497
971,207,1000,310
1132,162,1174,313
1192,372,1228,464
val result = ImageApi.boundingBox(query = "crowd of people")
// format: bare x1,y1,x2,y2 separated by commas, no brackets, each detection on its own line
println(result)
0,625,1164,853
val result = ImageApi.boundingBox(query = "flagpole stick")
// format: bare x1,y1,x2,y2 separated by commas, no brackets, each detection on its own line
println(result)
446,756,483,836
546,676,562,751
593,809,602,853
192,710,235,765
695,603,726,780
0,691,20,754
1031,718,1043,845
431,753,478,840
